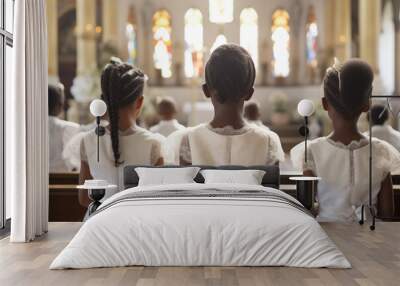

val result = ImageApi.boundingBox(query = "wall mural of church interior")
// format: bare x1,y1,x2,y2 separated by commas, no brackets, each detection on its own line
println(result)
44,0,400,220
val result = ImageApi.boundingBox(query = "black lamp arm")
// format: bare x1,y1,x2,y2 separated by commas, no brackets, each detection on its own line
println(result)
304,116,308,164
94,117,106,162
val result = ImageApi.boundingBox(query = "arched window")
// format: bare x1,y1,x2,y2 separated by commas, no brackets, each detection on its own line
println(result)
271,9,290,77
306,7,318,67
126,7,137,65
184,9,204,78
210,34,227,53
153,10,172,78
240,8,258,68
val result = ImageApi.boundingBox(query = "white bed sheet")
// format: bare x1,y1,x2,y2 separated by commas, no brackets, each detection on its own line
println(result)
50,183,350,269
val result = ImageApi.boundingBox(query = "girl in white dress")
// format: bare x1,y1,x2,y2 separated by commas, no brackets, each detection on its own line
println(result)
166,44,284,166
79,60,164,207
291,59,400,222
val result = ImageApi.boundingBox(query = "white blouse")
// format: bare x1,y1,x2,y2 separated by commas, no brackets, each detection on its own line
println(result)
166,123,285,166
81,125,164,199
290,136,400,222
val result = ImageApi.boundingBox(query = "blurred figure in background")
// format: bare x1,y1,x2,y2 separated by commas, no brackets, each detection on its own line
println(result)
150,96,185,137
48,83,80,172
244,101,269,130
365,104,400,152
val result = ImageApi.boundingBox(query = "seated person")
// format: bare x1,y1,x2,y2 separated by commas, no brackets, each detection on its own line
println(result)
79,60,164,207
48,83,80,172
291,59,400,222
244,101,269,129
150,96,185,137
166,44,284,166
364,104,400,152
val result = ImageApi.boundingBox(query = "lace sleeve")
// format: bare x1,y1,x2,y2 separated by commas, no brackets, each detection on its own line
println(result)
376,140,400,176
290,141,316,173
265,132,285,164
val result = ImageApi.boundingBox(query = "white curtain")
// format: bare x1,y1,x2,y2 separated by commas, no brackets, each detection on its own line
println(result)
7,0,49,242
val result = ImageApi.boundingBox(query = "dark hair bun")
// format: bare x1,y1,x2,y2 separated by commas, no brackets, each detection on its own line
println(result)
324,59,373,119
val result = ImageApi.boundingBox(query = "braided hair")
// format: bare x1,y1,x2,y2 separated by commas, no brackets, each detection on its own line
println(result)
100,60,146,166
324,59,373,119
205,44,256,104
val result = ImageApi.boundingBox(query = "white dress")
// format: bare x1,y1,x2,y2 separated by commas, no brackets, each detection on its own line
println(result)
62,120,110,172
81,125,164,199
49,116,80,172
165,123,285,166
364,125,400,153
150,119,186,137
246,120,270,130
290,136,400,222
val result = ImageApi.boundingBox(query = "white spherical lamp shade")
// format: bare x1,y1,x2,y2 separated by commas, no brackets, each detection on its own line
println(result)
297,99,315,117
90,99,107,117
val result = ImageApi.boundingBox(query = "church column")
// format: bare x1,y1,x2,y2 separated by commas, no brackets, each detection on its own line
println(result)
46,0,58,84
102,0,119,44
69,0,97,124
359,0,381,73
334,0,352,61
76,0,97,75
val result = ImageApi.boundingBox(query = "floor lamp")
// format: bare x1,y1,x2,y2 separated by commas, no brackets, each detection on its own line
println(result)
360,94,400,231
78,99,116,215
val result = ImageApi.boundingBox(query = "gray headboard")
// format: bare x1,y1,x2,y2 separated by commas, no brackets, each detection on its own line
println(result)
123,165,280,190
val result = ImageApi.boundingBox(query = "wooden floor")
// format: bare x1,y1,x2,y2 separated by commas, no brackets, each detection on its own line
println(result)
0,222,400,286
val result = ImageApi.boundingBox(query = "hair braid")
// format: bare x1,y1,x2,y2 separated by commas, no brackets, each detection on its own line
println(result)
100,60,146,167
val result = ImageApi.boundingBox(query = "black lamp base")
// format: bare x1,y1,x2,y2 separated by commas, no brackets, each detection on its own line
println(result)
88,189,106,216
296,180,316,210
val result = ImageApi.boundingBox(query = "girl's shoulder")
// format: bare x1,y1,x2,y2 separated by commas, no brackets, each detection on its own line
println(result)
371,137,400,156
305,137,330,148
239,124,281,143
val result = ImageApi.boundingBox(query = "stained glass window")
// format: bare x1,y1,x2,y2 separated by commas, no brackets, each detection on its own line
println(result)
126,7,137,65
210,34,227,53
184,9,204,78
306,7,318,67
240,8,258,68
209,0,233,24
271,9,290,77
153,10,172,78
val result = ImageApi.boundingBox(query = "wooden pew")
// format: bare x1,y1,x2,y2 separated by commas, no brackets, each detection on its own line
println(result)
48,172,400,222
49,173,86,222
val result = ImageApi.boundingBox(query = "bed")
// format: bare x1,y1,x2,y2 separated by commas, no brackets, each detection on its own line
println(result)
50,165,350,269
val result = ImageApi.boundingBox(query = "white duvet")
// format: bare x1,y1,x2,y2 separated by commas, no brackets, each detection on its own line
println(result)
50,183,351,269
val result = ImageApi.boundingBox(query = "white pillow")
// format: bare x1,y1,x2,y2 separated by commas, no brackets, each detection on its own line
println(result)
135,167,201,186
200,169,266,185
